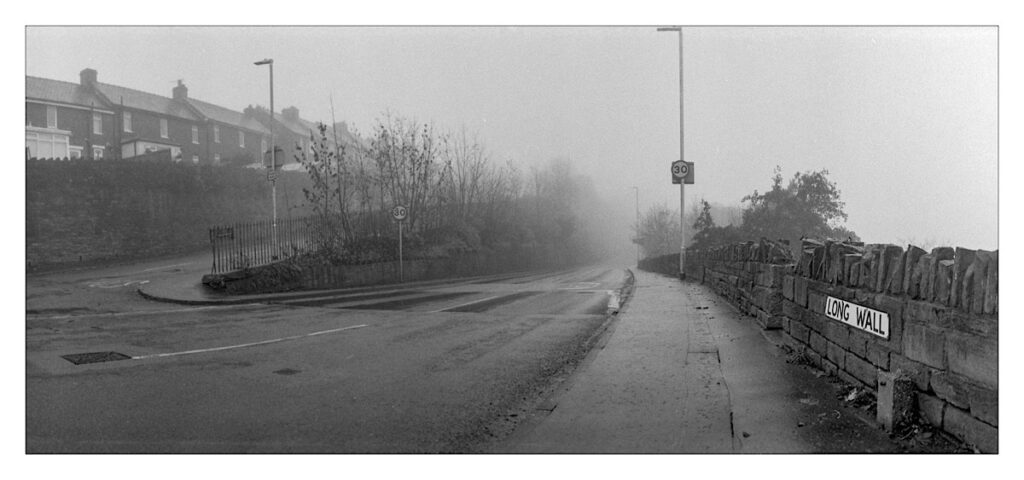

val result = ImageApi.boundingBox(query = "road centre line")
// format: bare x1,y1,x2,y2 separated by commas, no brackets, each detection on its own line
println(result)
131,324,369,360
431,295,500,313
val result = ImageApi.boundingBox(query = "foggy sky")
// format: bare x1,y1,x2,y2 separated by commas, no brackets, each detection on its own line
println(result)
25,26,998,250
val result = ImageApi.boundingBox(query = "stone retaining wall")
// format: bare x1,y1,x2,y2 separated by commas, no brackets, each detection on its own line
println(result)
681,238,998,453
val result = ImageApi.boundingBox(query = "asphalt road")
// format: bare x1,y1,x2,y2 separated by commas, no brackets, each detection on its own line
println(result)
26,265,630,453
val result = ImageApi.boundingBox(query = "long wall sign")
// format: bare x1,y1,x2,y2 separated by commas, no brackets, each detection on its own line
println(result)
823,296,890,339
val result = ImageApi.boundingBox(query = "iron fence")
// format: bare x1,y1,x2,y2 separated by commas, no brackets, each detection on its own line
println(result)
208,216,332,274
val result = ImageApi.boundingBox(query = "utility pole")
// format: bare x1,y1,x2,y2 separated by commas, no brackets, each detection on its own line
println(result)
657,26,686,279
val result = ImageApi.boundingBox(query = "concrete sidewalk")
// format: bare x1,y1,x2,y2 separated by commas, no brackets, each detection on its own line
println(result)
498,270,904,453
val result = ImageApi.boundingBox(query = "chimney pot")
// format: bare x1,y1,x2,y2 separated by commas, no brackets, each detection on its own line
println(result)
173,80,188,101
80,68,97,87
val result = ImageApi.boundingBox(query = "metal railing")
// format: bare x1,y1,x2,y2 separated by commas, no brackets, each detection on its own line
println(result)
208,216,331,274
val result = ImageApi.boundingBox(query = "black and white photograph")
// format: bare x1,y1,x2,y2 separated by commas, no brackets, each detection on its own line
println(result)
10,2,1016,472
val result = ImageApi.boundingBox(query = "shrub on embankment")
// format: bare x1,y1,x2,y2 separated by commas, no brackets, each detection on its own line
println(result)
677,237,998,452
203,244,583,295
26,159,312,270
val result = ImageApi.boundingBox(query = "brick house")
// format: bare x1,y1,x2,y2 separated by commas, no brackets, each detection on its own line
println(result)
25,74,115,159
26,68,271,165
243,104,364,171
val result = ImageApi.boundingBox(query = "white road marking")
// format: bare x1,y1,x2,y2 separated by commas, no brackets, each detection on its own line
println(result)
561,282,601,290
131,324,369,360
140,262,194,273
28,303,263,321
431,295,500,313
88,279,150,289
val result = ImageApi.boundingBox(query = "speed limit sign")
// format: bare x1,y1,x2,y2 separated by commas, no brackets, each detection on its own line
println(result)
390,205,408,221
671,161,694,185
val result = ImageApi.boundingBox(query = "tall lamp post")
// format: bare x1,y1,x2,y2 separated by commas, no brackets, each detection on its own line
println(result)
632,186,640,266
254,58,277,253
657,26,686,279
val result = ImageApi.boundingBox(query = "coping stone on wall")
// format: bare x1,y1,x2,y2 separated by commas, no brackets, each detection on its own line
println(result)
927,247,955,303
902,245,927,298
951,247,976,310
879,245,904,293
983,251,998,315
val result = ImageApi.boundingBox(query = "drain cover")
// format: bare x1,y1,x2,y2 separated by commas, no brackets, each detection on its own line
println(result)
61,351,132,365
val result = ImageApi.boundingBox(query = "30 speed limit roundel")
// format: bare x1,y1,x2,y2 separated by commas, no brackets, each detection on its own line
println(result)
391,205,408,221
671,161,689,178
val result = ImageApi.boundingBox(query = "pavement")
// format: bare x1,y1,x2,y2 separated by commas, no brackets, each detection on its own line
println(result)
497,269,906,453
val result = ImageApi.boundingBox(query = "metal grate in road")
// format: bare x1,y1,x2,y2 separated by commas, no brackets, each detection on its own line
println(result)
61,351,132,365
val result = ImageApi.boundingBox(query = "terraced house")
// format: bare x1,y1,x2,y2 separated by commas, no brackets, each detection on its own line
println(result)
25,68,283,166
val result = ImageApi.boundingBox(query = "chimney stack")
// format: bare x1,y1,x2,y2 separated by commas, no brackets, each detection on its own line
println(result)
172,79,188,101
80,68,97,88
283,106,299,121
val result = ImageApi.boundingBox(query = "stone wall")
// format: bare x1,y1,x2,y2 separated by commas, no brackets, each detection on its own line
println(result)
683,238,998,453
26,159,312,270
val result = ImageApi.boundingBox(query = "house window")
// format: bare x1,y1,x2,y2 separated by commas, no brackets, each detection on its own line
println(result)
239,131,245,148
69,146,83,159
213,154,221,164
46,106,57,128
192,125,199,144
160,118,169,138
92,146,104,159
26,130,70,159
123,111,132,133
192,154,199,164
261,138,267,154
92,113,102,135
214,125,220,143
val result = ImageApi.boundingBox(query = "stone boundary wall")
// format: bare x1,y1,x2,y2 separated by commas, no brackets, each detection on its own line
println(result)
682,238,998,453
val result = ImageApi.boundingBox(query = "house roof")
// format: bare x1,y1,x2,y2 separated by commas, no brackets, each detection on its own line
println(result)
93,82,201,121
278,114,319,138
25,76,108,109
188,98,271,135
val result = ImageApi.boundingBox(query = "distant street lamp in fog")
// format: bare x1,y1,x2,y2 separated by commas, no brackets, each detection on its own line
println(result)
254,58,277,254
657,26,686,279
632,186,640,266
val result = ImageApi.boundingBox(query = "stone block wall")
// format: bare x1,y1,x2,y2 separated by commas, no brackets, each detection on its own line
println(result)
685,238,998,453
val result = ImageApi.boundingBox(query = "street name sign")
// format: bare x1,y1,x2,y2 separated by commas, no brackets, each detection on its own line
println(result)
671,160,694,184
824,296,890,339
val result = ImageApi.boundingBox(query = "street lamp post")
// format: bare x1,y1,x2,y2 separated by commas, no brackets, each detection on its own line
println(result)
657,26,686,279
254,58,277,255
632,186,640,266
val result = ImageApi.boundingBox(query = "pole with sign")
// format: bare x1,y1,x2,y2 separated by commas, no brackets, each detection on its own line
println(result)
391,205,408,282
